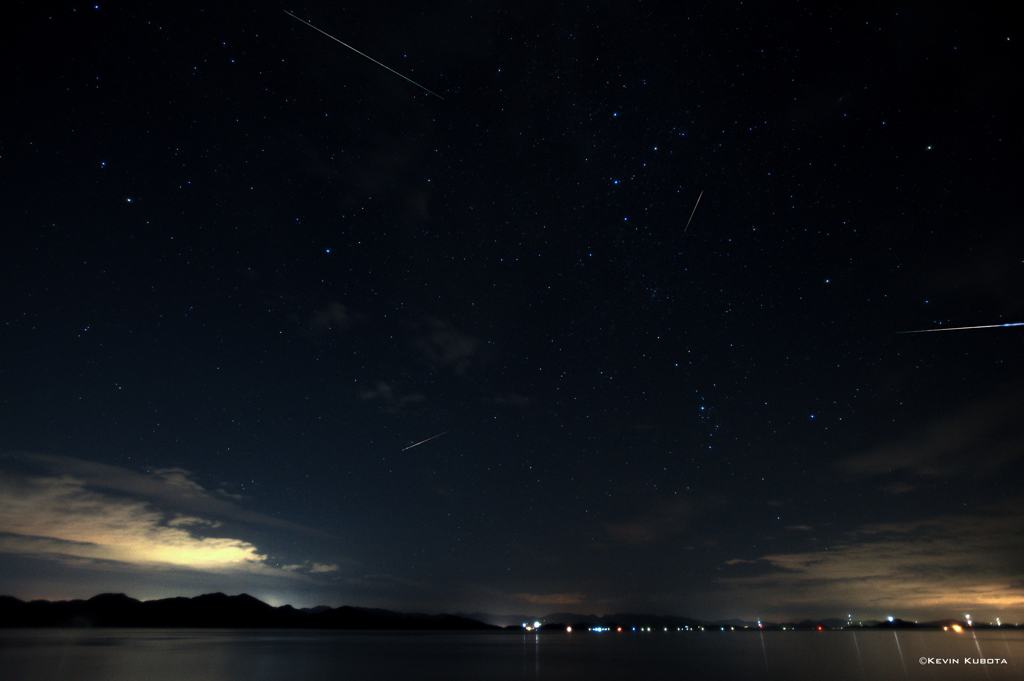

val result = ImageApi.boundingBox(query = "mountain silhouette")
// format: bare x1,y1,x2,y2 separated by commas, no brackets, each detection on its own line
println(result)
0,593,497,630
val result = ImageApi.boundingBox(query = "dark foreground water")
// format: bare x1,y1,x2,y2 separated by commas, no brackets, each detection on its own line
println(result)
1,628,1021,681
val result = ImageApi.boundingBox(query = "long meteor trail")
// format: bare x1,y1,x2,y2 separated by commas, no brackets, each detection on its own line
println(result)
898,322,1024,334
401,430,451,451
684,190,703,233
283,10,445,100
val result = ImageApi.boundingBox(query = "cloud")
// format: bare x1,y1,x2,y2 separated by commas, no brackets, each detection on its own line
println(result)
836,395,1024,478
511,592,587,605
358,381,426,413
216,487,245,501
280,561,342,574
152,468,207,495
412,318,478,374
0,454,334,580
0,474,266,571
7,453,321,536
166,516,222,529
877,482,917,496
309,562,341,574
719,500,1024,615
309,302,352,334
605,499,693,545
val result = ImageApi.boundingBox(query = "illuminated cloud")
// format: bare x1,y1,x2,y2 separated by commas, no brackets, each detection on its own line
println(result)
512,592,586,605
309,562,341,574
0,454,334,579
5,453,319,536
152,468,208,495
719,500,1024,617
280,561,342,574
0,474,266,570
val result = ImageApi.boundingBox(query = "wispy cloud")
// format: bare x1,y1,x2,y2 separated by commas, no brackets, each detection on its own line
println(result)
281,561,342,575
152,468,208,495
836,395,1024,479
309,302,352,334
605,499,693,545
411,317,478,374
719,499,1024,615
358,381,426,413
0,454,331,577
0,474,266,570
9,453,321,536
877,482,917,496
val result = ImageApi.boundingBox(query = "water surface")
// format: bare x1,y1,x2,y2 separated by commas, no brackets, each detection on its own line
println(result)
1,628,1021,680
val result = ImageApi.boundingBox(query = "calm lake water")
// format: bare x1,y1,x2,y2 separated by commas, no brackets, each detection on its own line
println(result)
1,628,1021,681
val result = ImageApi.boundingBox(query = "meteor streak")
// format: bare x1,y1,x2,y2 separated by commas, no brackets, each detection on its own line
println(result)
283,10,445,100
684,190,703,233
898,322,1024,334
401,430,451,451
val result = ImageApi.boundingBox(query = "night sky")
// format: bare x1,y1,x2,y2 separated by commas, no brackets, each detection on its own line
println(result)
2,1,1022,624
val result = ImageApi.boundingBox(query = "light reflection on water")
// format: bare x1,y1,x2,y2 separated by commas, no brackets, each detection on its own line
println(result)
0,628,1021,681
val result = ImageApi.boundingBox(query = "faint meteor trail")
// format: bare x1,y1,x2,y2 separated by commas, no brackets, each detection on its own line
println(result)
683,190,703,233
401,430,451,451
283,10,445,100
898,322,1024,334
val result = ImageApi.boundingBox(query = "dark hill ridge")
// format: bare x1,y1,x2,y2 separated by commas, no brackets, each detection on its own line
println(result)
2,595,1016,631
0,593,497,630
